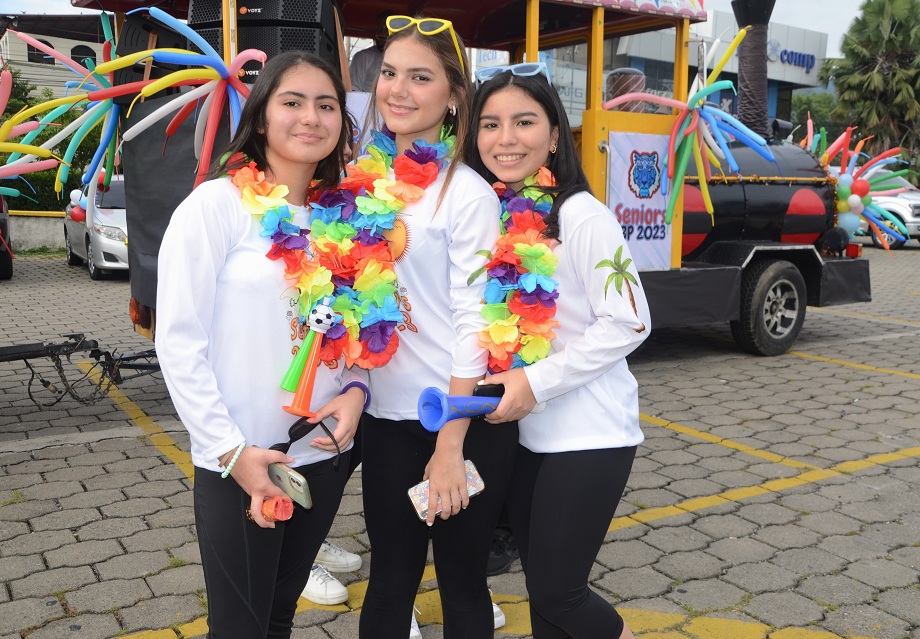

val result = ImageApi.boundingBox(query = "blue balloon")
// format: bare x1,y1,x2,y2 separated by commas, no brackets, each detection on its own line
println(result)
836,211,860,236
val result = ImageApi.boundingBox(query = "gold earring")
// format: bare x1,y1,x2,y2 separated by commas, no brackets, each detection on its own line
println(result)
550,143,557,154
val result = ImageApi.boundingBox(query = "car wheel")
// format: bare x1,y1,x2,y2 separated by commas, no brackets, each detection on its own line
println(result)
65,229,84,266
86,237,103,280
730,260,806,356
869,220,906,250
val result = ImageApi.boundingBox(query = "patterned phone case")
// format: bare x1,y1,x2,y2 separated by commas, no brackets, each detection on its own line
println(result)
407,459,485,520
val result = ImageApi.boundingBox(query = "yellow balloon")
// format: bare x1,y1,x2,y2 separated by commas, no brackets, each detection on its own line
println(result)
0,142,56,158
691,131,714,219
0,94,87,141
93,48,196,75
836,199,850,213
140,68,221,98
707,27,747,86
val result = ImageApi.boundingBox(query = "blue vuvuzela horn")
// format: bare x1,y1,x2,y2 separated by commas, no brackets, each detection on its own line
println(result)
417,387,501,432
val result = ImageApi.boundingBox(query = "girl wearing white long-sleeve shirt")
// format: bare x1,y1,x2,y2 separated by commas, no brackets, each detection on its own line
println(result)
156,53,373,639
465,66,651,639
355,16,519,638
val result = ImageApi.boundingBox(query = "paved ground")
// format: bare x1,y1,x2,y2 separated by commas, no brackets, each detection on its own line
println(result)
1,240,919,639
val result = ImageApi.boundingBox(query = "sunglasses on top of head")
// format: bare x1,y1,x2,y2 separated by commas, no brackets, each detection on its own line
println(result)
474,62,551,88
386,15,466,76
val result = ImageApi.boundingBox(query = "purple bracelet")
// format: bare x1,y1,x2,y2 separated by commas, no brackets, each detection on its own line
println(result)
341,381,371,412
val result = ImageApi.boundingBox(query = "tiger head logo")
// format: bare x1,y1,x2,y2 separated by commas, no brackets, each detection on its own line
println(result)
628,151,660,199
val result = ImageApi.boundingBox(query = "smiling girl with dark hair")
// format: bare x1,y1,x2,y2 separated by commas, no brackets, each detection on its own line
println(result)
466,66,651,639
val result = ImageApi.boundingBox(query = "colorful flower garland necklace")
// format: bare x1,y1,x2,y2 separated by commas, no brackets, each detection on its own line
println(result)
473,167,560,373
226,125,454,370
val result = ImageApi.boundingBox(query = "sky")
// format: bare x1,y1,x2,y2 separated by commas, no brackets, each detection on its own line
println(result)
3,0,863,59
703,0,862,58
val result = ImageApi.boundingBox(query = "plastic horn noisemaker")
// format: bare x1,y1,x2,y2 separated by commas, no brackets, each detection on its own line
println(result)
417,387,501,432
282,300,338,418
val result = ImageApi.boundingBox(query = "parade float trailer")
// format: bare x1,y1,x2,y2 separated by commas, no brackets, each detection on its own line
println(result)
22,0,873,358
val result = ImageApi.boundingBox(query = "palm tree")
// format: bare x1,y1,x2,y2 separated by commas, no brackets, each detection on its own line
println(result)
819,0,920,177
595,246,645,332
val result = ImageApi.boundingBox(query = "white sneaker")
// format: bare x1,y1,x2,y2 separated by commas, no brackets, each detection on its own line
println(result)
301,564,348,605
491,592,506,629
409,607,423,638
315,539,361,572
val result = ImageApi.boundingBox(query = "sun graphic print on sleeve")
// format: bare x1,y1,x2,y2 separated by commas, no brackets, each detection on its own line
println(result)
226,153,402,373
594,245,647,333
472,167,561,374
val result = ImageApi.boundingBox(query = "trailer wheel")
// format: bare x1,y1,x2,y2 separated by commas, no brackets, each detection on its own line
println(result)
730,260,806,356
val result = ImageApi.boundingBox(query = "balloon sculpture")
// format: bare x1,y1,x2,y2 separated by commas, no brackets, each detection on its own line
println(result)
602,25,778,225
802,120,912,251
0,8,263,199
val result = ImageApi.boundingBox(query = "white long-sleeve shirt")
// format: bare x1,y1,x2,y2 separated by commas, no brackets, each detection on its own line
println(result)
367,164,500,420
156,178,365,472
521,191,651,453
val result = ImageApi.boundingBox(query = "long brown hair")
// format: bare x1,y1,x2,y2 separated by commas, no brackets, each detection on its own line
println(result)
367,19,473,207
207,52,352,191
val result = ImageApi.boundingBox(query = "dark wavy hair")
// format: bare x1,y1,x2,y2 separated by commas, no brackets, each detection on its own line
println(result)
464,71,591,241
207,51,352,191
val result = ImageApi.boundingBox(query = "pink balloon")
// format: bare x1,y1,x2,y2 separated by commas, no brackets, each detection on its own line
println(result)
12,30,93,79
0,69,11,115
603,92,687,112
0,158,59,179
228,49,267,76
6,121,42,139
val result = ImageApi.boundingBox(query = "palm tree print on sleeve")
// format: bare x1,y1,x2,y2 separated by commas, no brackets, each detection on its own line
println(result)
595,246,646,333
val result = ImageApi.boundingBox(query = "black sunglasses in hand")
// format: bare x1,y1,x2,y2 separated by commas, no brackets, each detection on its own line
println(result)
270,417,341,470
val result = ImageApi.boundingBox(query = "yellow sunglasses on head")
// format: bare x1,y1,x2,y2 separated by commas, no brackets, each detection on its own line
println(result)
386,15,466,76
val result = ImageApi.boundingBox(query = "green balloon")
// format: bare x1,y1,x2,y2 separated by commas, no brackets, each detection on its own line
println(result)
861,194,872,205
837,185,851,200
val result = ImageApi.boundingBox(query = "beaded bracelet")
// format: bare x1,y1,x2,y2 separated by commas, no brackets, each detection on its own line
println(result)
220,442,246,479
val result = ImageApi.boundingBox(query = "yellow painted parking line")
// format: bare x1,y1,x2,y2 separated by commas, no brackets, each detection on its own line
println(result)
611,442,920,532
154,599,882,639
787,351,920,381
806,305,920,327
641,414,824,472
84,367,897,639
78,362,194,480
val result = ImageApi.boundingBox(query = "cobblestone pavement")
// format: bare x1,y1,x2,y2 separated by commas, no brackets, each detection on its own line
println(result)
2,241,919,639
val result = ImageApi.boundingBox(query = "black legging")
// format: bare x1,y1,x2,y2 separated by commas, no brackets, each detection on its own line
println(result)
194,451,351,639
359,415,519,639
507,445,636,639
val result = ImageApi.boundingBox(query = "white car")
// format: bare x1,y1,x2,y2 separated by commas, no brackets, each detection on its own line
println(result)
858,168,920,250
63,175,129,279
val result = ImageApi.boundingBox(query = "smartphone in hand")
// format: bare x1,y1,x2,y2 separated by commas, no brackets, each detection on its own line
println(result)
472,383,505,398
268,463,312,509
407,460,484,520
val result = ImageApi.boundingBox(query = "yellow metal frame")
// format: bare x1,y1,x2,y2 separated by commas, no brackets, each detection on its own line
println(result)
577,12,690,268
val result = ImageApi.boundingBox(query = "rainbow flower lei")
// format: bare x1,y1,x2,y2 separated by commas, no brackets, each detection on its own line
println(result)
474,167,560,373
228,155,398,369
226,125,454,369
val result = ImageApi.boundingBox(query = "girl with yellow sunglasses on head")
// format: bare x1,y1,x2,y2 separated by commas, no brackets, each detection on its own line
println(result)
352,13,518,639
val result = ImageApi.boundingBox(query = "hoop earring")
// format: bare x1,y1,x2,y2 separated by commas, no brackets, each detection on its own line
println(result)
550,143,557,154
449,104,457,117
